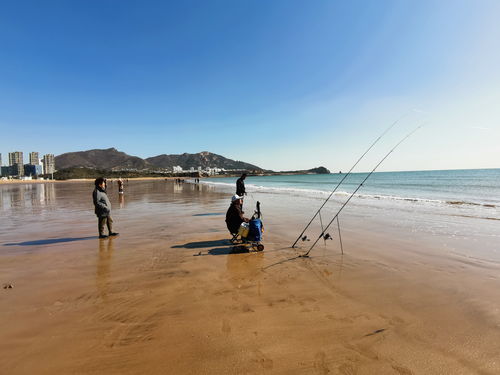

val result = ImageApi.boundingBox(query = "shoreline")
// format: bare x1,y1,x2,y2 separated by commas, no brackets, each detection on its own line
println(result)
0,176,183,185
1,180,500,374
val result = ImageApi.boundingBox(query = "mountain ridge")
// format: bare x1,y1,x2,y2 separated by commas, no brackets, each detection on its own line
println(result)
55,148,262,171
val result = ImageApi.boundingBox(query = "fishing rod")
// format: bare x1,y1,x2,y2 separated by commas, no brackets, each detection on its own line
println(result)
300,126,422,257
291,114,407,248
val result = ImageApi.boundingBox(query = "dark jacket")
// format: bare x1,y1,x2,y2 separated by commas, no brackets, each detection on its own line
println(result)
236,177,246,196
93,187,111,217
226,202,246,234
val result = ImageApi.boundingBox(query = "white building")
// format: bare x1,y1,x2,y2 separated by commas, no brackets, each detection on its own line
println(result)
39,158,44,174
173,166,183,173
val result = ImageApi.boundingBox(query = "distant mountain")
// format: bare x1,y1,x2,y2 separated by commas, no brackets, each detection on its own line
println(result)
54,148,262,171
55,148,152,170
272,166,331,175
146,151,262,171
307,166,330,174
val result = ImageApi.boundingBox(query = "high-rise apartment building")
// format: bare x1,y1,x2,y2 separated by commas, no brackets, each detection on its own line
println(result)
29,152,39,165
43,154,55,175
8,151,23,165
9,151,24,176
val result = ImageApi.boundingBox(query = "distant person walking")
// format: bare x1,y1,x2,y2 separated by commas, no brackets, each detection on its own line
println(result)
118,178,124,194
93,177,119,239
236,173,247,197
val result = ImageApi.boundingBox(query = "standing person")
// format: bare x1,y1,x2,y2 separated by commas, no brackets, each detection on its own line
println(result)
236,173,247,210
236,173,247,197
93,177,119,239
118,178,124,194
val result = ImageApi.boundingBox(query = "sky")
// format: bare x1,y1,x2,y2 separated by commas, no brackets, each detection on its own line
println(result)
0,0,499,172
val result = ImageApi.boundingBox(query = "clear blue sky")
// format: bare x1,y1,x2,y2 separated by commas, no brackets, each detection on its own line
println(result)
1,0,499,171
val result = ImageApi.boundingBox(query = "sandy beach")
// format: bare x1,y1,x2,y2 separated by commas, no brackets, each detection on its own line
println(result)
1,180,500,374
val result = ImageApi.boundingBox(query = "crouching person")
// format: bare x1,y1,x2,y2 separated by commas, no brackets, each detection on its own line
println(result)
93,177,119,239
225,194,249,242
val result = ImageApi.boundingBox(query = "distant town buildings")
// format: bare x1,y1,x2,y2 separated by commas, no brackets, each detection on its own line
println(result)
8,151,24,177
29,152,39,165
43,154,55,175
169,165,227,176
0,150,55,179
24,164,43,176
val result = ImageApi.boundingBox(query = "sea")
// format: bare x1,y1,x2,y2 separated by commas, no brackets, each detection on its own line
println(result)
201,169,500,221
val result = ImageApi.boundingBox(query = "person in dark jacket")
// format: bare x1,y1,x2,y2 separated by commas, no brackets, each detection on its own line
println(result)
93,177,119,239
225,194,249,235
236,173,247,196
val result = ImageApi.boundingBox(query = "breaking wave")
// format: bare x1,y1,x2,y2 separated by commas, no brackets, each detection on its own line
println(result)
199,180,497,209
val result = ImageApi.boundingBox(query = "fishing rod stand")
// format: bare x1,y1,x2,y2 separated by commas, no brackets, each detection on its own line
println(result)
297,215,344,256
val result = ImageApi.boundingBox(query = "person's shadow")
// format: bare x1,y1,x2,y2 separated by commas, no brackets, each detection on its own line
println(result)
173,238,251,256
208,246,249,255
3,236,97,246
172,239,232,249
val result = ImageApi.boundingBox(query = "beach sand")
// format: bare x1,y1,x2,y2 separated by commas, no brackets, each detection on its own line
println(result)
1,181,500,374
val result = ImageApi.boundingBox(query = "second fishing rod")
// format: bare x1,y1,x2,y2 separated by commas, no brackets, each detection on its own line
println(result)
291,114,408,248
300,125,422,257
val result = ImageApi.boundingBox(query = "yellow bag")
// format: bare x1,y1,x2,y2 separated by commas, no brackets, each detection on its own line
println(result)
238,222,249,238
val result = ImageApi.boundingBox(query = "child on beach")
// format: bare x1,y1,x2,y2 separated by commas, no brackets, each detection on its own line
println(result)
92,177,119,239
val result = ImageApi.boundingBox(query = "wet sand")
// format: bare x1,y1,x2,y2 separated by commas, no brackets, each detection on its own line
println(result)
0,176,181,185
1,181,500,374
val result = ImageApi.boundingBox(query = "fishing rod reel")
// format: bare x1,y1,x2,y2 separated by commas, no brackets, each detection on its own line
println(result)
300,231,333,243
252,201,262,220
300,232,332,242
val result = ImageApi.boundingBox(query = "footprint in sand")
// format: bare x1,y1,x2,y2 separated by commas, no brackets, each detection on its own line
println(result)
392,365,414,375
242,303,254,313
222,319,231,334
313,351,330,374
252,349,274,370
338,362,358,375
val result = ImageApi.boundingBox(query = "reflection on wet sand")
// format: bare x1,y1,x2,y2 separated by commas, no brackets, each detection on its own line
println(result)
9,186,24,208
173,183,183,193
226,251,264,287
44,183,56,204
119,193,125,209
97,238,115,302
1,183,57,211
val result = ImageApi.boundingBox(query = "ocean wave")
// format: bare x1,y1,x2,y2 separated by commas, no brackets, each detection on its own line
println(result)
199,180,497,209
446,201,497,208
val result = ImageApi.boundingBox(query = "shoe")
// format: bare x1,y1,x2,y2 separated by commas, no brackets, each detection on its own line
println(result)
109,232,119,236
99,235,109,239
